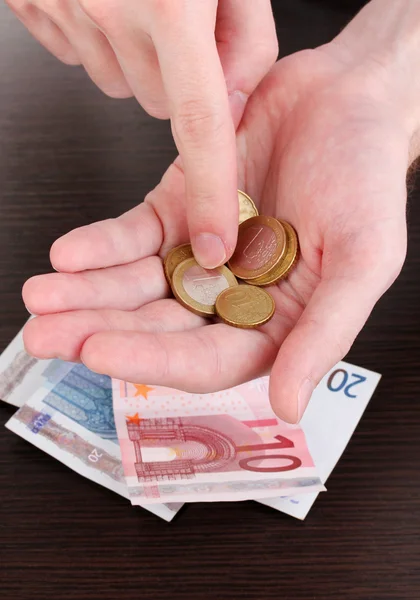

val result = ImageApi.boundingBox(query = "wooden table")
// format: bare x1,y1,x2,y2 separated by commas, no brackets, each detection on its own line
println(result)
1,2,419,599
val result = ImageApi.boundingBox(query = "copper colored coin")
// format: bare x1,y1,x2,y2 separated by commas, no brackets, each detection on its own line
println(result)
244,220,299,286
228,216,287,280
238,190,259,223
164,243,194,285
215,285,275,329
172,258,238,317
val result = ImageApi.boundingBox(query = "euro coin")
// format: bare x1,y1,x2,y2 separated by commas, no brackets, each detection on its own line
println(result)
163,243,194,285
228,215,286,280
244,220,299,286
172,258,238,317
238,190,259,223
215,285,275,329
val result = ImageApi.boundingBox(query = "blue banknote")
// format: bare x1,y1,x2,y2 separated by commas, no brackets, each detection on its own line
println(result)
42,361,117,440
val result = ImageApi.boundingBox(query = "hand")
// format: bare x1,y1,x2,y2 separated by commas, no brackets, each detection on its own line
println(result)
22,39,415,422
6,0,278,268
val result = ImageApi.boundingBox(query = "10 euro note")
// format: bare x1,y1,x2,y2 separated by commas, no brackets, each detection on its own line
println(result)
112,379,325,504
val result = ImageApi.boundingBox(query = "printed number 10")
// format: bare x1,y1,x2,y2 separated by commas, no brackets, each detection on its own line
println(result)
237,435,302,473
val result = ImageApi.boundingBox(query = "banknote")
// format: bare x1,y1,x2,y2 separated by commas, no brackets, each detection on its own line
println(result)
1,324,380,518
0,323,61,408
112,378,325,503
4,360,183,522
258,362,381,518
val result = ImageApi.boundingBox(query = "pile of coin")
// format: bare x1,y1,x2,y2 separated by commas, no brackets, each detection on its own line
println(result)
163,191,299,329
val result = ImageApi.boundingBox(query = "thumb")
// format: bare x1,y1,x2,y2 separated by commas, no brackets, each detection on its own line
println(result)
269,232,405,423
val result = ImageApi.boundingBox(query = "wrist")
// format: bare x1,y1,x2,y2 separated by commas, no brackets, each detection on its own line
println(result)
324,0,420,158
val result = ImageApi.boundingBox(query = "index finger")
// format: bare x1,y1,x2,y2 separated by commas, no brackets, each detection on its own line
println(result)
151,1,239,268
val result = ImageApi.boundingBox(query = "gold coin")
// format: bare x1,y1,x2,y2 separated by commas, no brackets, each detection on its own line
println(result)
228,215,287,280
244,220,299,286
163,243,194,285
215,285,275,329
238,190,259,223
172,258,238,317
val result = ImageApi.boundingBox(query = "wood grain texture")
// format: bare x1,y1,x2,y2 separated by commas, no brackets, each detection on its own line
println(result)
1,2,419,599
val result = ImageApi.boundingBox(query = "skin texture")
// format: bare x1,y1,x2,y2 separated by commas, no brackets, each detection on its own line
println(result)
5,0,278,268
22,39,415,422
18,0,420,421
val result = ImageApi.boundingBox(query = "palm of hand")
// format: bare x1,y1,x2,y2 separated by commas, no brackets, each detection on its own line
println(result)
23,48,408,421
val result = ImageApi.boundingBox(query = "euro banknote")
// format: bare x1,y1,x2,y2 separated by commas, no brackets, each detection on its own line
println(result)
112,378,324,503
1,323,380,518
4,360,183,522
0,323,59,408
258,362,381,518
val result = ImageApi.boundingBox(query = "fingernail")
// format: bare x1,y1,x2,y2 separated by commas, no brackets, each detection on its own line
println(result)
228,90,248,130
192,233,227,269
297,377,314,422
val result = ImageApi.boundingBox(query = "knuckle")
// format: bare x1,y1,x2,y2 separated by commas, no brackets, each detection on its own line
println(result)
78,0,120,30
306,316,353,363
22,319,41,358
387,243,407,282
41,0,71,17
99,84,133,100
332,332,353,361
254,38,279,69
142,101,170,120
366,234,407,285
337,224,407,288
58,51,81,66
173,100,226,147
5,0,20,12
148,0,184,26
105,89,133,99
150,0,178,15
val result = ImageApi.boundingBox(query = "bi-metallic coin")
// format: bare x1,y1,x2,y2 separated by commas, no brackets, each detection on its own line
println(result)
163,243,194,285
244,220,298,286
228,215,287,280
172,258,238,317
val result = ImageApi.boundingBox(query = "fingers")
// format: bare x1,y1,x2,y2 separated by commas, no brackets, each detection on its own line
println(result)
15,0,132,98
79,0,170,119
80,324,278,391
23,256,168,315
6,3,80,65
50,202,165,272
269,226,407,423
23,299,206,361
149,2,238,269
40,0,132,98
109,32,169,118
216,0,278,127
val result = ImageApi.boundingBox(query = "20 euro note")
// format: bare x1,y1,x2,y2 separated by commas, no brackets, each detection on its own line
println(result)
112,378,325,504
258,362,381,519
4,360,183,522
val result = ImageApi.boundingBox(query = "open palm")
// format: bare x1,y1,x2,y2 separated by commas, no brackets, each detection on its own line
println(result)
23,47,408,422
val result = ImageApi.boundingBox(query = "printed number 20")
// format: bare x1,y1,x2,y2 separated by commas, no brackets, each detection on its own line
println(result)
88,448,103,463
327,369,366,398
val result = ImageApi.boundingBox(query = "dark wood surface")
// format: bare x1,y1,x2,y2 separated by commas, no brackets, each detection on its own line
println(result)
1,2,419,599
